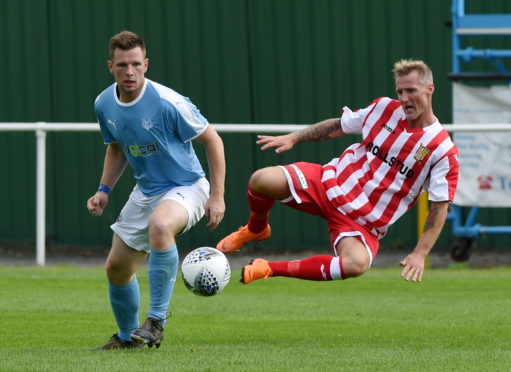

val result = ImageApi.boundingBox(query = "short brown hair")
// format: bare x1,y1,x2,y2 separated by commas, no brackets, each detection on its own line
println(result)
393,59,433,84
109,30,146,60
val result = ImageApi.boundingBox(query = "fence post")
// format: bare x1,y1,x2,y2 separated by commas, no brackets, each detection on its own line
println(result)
36,123,46,266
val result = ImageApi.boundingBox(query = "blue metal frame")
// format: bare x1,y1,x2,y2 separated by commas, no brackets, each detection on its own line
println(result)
449,206,511,238
448,0,511,240
452,0,511,75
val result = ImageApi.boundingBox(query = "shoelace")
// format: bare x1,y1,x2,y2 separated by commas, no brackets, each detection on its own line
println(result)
149,312,172,331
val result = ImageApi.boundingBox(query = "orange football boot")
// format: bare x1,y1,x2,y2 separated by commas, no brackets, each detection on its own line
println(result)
216,225,271,253
240,258,273,284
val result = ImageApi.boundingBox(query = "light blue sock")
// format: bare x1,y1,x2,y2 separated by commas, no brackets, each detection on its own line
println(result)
147,245,179,322
108,276,140,343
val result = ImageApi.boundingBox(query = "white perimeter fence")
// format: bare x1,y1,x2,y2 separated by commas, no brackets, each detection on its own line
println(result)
1,122,511,266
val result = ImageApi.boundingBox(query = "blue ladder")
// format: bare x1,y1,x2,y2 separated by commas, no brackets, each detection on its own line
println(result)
451,0,511,80
448,0,511,261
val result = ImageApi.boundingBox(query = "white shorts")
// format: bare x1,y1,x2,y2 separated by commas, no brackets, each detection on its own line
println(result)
111,178,210,252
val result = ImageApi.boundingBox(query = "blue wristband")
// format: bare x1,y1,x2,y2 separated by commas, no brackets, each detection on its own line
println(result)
98,184,111,195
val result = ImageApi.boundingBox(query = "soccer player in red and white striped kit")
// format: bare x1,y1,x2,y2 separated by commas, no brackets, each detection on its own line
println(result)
217,59,459,284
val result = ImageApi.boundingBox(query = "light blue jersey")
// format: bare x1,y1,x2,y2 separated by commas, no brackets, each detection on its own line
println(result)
94,79,207,196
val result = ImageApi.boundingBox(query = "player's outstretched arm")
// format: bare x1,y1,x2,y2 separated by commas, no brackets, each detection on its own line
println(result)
256,133,297,154
400,201,449,282
257,118,344,154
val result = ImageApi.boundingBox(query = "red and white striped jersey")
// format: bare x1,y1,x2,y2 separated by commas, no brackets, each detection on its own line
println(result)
321,97,459,239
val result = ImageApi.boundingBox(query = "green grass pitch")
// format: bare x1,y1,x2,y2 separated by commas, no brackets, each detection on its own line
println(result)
0,264,510,371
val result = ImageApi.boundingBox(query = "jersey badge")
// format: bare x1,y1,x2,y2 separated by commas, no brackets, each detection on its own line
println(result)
414,144,430,162
142,118,154,130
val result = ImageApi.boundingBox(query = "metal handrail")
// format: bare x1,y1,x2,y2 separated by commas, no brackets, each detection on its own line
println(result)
1,121,511,265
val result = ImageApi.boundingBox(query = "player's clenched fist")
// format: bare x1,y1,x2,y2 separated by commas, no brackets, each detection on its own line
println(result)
87,192,109,217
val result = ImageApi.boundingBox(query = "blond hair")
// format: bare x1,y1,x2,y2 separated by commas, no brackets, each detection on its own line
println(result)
393,59,433,84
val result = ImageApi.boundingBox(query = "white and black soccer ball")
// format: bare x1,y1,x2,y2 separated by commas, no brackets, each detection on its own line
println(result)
181,247,231,296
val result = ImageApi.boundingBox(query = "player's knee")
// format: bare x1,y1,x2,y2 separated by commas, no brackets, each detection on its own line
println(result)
344,263,367,278
249,168,272,191
105,258,130,283
148,219,171,238
249,167,288,199
336,237,370,278
341,255,370,278
148,218,181,250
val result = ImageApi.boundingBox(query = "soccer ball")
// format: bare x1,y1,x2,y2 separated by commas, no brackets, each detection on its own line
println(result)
181,247,231,296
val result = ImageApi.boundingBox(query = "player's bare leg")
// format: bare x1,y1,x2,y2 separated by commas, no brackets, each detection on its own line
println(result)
105,234,148,285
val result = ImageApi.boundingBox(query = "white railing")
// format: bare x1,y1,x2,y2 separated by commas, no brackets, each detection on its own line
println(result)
1,121,511,266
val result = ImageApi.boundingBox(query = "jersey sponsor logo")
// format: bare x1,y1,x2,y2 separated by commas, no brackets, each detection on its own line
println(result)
380,123,395,134
124,141,160,157
413,144,431,162
142,118,154,130
366,142,415,179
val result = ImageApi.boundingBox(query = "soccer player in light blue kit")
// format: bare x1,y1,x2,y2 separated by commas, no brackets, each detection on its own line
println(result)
87,31,226,350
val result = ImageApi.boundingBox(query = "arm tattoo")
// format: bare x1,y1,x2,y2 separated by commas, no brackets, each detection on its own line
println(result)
294,118,341,143
423,204,441,233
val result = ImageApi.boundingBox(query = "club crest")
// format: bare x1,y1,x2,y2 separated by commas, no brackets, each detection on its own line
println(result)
142,118,154,130
414,144,430,162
